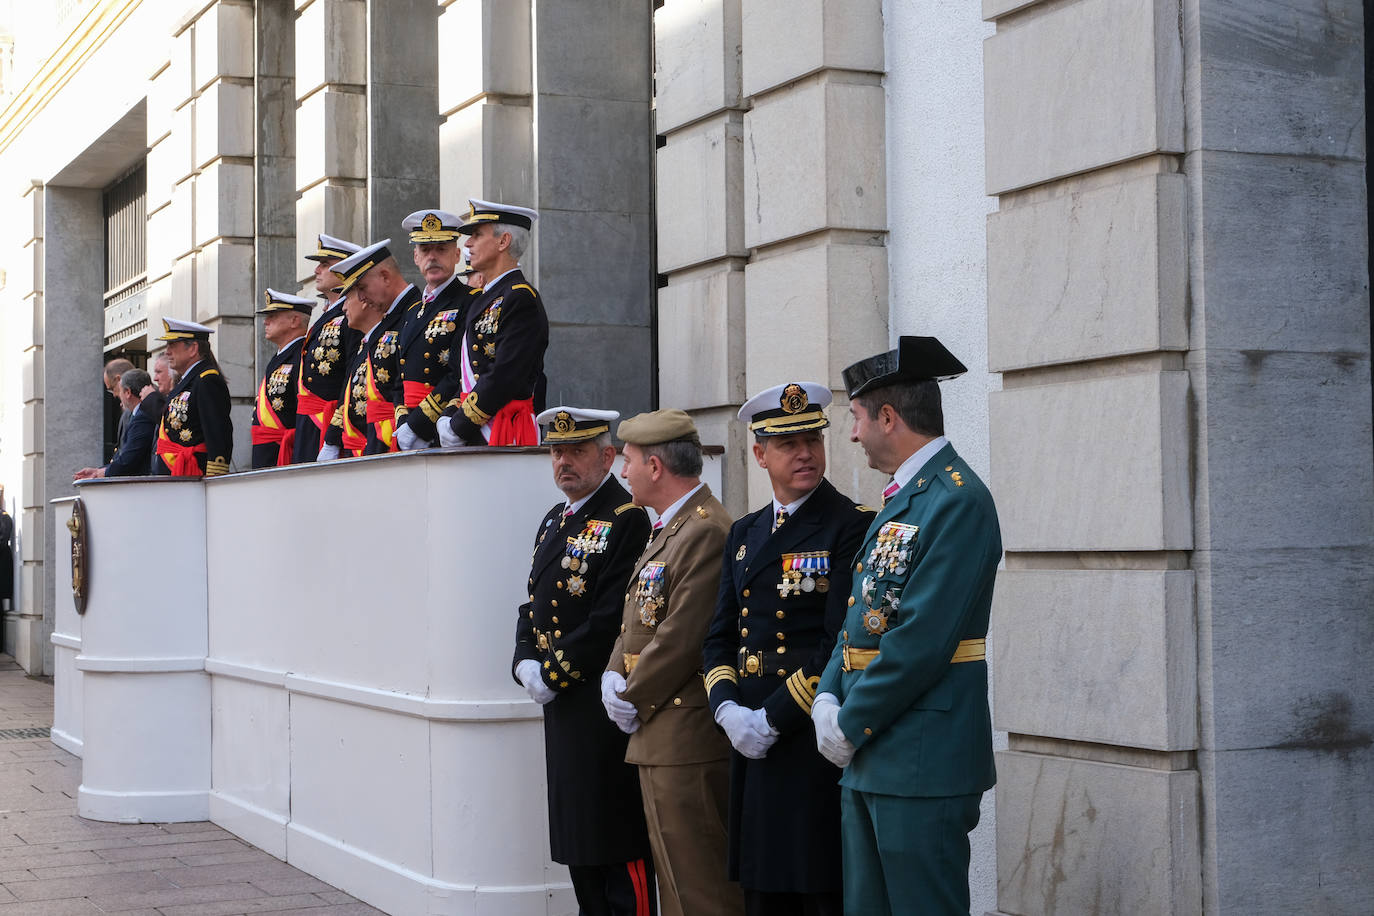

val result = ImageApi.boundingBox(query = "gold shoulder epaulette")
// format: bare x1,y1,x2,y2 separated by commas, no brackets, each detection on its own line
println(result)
696,506,709,518
199,368,221,378
512,283,537,296
615,502,638,515
856,504,878,513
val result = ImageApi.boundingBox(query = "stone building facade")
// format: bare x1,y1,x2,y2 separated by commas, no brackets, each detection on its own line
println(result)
0,1,1368,914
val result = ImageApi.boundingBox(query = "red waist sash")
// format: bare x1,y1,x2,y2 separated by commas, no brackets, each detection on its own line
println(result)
250,425,296,466
403,380,432,409
486,397,538,447
155,424,207,477
297,392,337,431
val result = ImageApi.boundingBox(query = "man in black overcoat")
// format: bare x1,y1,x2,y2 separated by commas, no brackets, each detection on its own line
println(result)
513,407,657,916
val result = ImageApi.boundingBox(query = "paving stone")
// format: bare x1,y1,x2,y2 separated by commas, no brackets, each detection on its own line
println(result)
85,881,265,911
156,893,330,916
27,858,182,880
95,840,250,864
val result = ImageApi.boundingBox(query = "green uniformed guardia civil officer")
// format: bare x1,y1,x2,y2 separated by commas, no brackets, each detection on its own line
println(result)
812,336,1002,916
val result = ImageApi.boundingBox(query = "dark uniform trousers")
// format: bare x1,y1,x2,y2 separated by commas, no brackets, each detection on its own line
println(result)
703,479,872,916
608,485,744,916
816,443,1002,916
514,476,657,916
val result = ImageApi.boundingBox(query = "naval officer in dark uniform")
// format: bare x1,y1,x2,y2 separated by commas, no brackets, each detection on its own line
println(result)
408,199,548,447
703,381,873,916
393,209,482,450
152,318,233,477
514,407,657,916
294,233,363,463
318,239,419,456
250,289,313,468
813,337,1002,916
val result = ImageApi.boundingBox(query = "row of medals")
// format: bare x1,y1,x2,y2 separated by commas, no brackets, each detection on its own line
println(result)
636,563,666,626
560,521,609,572
778,553,831,597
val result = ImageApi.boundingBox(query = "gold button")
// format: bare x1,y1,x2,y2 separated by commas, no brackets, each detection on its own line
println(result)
528,594,533,601
945,466,953,471
621,625,626,633
776,668,786,676
777,646,786,654
864,727,873,735
528,611,534,618
649,704,656,710
776,610,785,619
741,627,749,637
425,352,431,358
472,344,478,351
424,368,430,375
673,697,682,706
556,581,564,590
856,562,863,573
848,597,855,607
741,609,749,617
776,633,785,640
742,588,750,598
552,617,559,624
551,600,558,607
554,630,562,638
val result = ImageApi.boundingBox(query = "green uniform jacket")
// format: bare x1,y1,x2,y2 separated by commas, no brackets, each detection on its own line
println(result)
817,442,1001,798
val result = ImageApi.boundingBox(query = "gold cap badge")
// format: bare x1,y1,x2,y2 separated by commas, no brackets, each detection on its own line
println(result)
780,383,808,414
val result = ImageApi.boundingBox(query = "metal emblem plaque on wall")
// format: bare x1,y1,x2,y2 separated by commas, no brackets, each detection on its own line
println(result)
66,498,88,614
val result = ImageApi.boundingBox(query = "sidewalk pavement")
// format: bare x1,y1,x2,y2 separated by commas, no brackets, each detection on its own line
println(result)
0,656,383,915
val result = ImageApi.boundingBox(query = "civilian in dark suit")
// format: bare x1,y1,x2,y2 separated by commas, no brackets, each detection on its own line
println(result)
75,368,163,480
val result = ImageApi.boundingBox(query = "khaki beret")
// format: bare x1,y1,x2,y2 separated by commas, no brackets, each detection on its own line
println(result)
616,409,701,446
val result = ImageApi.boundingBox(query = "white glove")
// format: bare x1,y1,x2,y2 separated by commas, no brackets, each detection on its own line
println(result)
437,415,463,447
715,701,780,760
600,670,638,729
395,424,422,451
516,659,556,706
811,692,855,767
316,444,341,461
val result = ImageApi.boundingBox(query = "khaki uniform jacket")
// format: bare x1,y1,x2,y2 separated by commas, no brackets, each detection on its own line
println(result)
609,484,732,767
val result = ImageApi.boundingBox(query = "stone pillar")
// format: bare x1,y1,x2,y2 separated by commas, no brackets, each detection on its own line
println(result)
436,0,533,214
366,0,438,253
148,2,259,471
983,0,1371,913
295,0,367,281
654,0,888,513
1181,1,1372,912
255,0,297,364
12,183,45,670
40,186,106,678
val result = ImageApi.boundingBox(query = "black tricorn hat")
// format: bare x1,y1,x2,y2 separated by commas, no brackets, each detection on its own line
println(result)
842,336,968,399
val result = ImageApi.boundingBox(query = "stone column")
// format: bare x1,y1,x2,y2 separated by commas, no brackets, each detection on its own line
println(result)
652,0,748,507
40,186,106,678
983,0,1371,913
436,0,533,214
12,182,46,670
149,2,259,470
255,0,297,360
295,0,367,281
366,0,438,252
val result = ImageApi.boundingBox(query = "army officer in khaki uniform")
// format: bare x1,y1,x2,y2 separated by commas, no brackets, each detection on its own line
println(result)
604,409,744,916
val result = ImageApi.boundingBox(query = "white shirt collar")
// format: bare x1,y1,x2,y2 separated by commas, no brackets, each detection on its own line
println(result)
657,482,705,529
772,484,819,520
426,272,458,299
891,436,949,490
565,473,614,516
181,359,204,381
483,267,518,290
362,288,410,345
277,334,305,354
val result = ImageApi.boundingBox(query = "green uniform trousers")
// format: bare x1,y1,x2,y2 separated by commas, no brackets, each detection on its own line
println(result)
840,788,982,915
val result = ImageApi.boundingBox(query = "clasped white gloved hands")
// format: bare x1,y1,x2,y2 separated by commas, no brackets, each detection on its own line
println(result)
515,659,556,706
436,416,463,448
394,424,422,452
715,701,780,759
811,692,855,767
600,670,640,734
316,444,341,461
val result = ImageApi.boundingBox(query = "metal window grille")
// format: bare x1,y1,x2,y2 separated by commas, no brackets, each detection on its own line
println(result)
103,162,148,350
